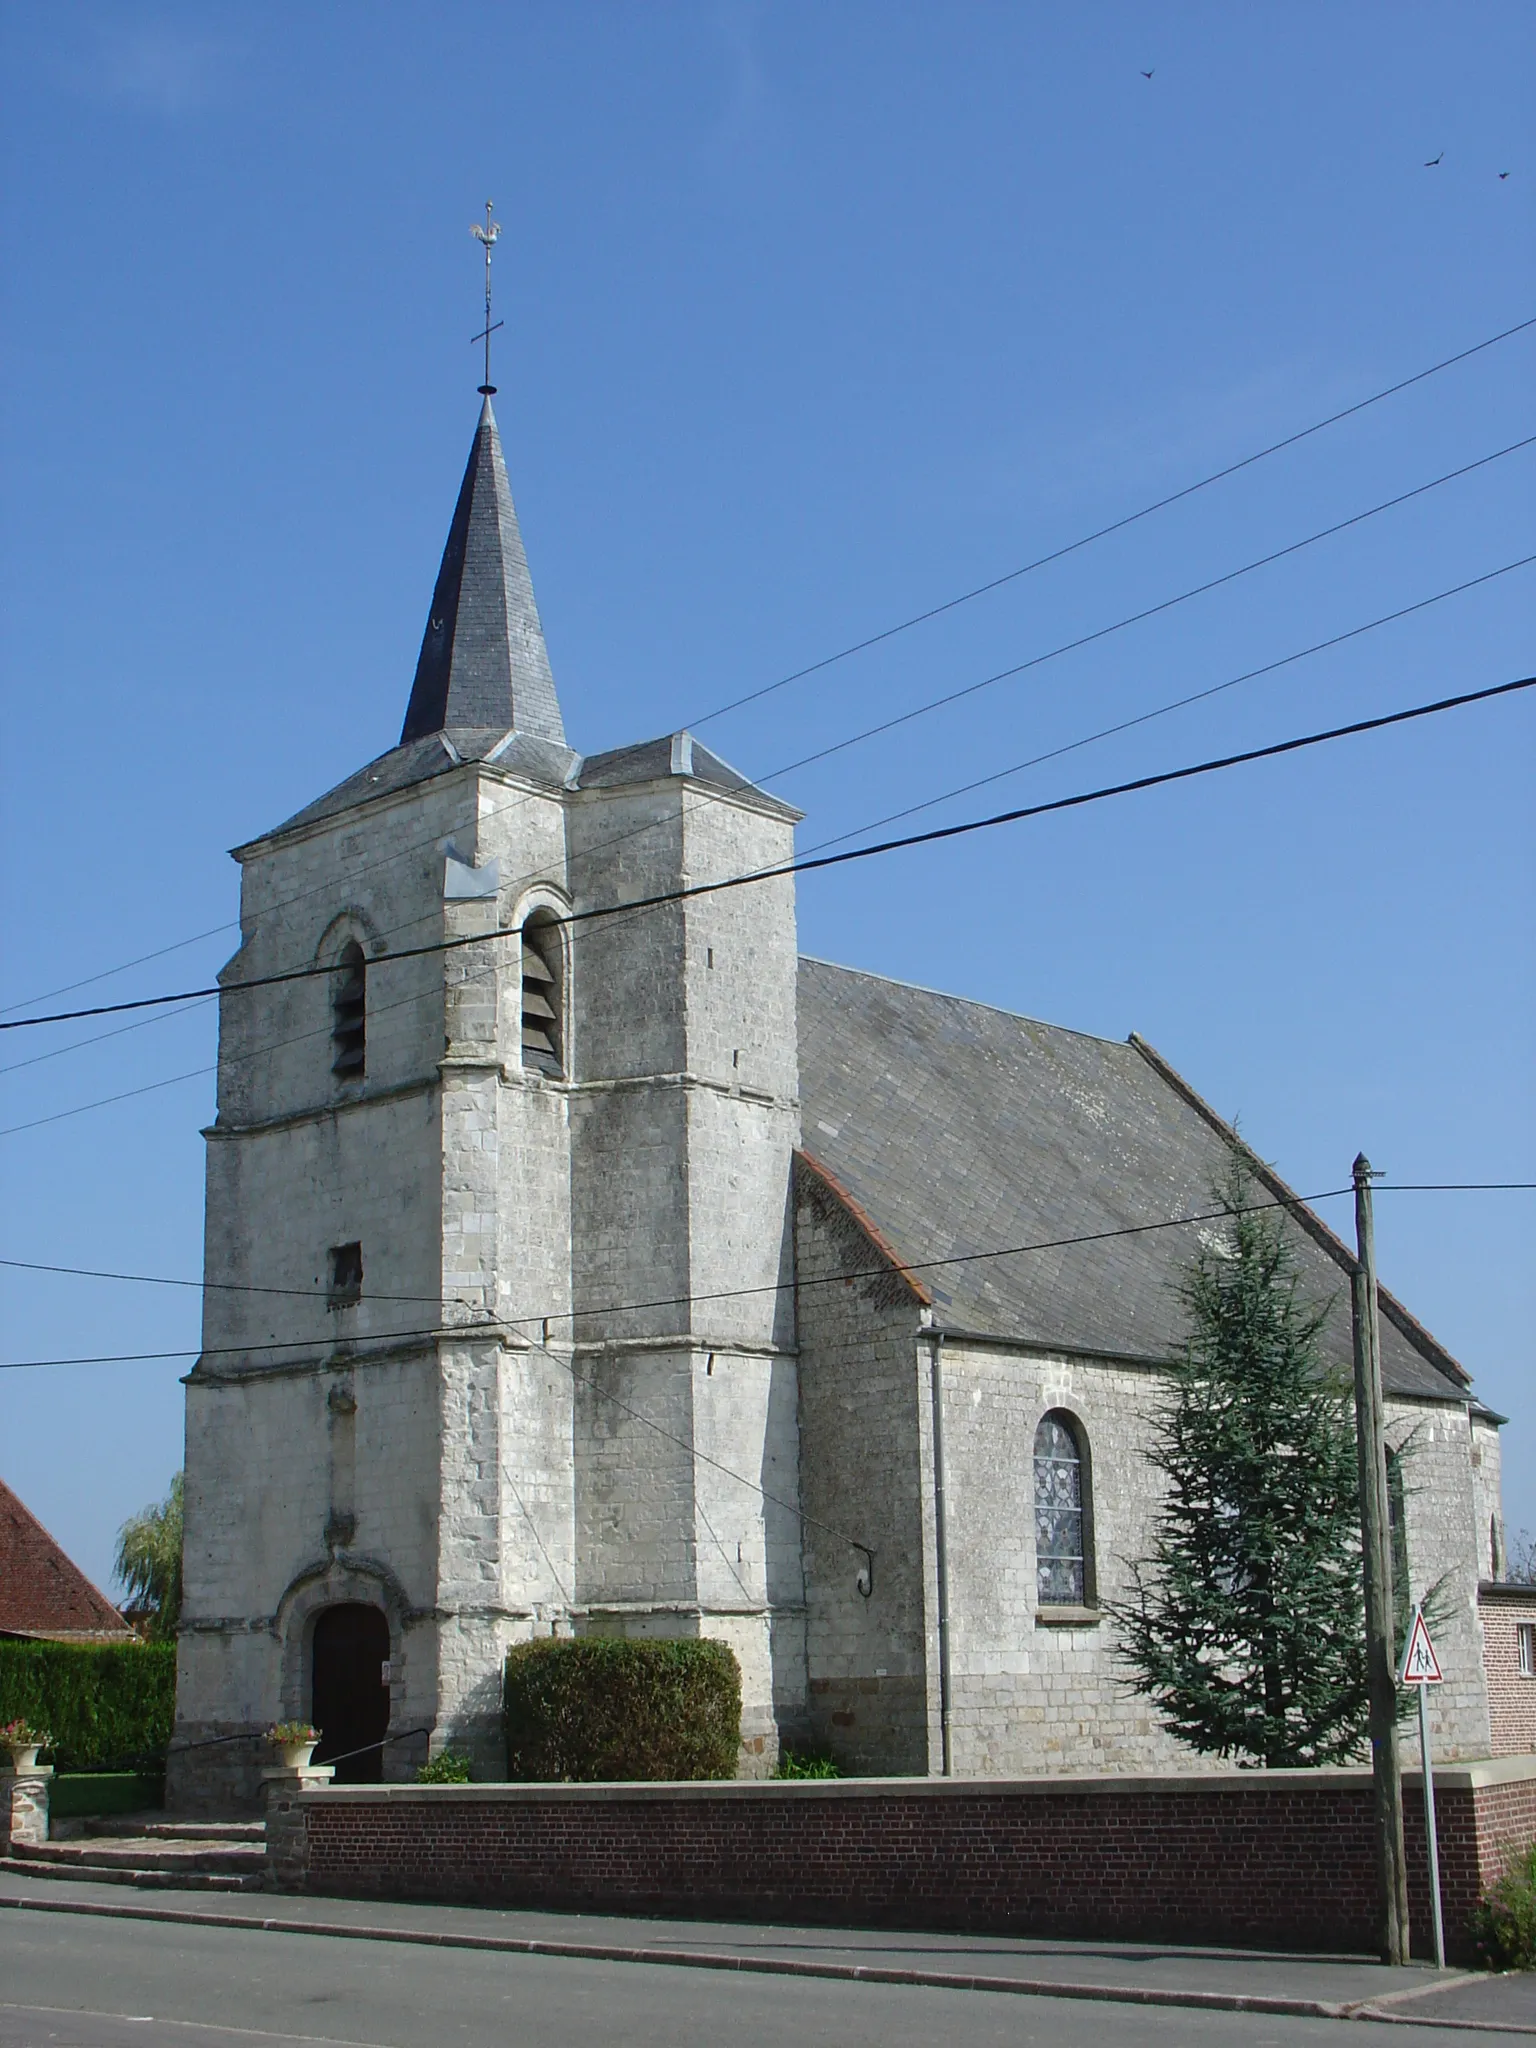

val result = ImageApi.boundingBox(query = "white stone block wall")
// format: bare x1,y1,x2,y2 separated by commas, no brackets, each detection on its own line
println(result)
574,1346,698,1611
934,1341,1205,1776
1386,1397,1496,1759
691,1347,806,1767
172,1346,444,1807
1470,1410,1506,1581
792,1164,1507,1778
794,1163,936,1774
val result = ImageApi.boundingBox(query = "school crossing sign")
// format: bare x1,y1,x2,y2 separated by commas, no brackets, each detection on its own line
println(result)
1399,1602,1448,1968
1398,1607,1444,1687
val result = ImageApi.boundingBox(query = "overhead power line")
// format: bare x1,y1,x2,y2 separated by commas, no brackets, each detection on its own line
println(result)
14,424,1523,1085
2,1184,1527,1314
686,311,1536,728
3,669,1529,1041
793,554,1536,859
758,434,1536,782
15,312,1531,1024
0,998,216,1081
7,548,1527,1133
10,1186,1520,1566
11,533,1529,1113
0,1189,1357,1368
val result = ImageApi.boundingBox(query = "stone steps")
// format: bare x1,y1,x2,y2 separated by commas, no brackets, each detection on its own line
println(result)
4,1828,266,1892
0,1851,264,1892
90,1816,266,1843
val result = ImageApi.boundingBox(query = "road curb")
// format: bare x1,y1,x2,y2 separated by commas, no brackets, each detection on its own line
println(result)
2,1887,1522,2032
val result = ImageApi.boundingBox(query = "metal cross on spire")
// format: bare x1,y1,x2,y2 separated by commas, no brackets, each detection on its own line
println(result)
471,199,503,396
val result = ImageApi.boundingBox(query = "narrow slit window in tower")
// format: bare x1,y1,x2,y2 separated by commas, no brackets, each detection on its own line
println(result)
331,942,366,1078
520,917,563,1076
328,1241,363,1309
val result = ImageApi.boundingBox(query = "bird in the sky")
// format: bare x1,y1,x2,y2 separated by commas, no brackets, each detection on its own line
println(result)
1425,152,1444,166
1499,170,1510,179
1141,68,1154,79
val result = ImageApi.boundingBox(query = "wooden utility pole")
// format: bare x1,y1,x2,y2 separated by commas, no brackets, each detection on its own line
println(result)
1351,1153,1411,1964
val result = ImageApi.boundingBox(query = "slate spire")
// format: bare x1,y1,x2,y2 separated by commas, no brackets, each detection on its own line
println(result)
400,397,565,747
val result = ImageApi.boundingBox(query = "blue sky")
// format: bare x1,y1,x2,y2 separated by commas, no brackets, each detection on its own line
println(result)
1,2,1531,1598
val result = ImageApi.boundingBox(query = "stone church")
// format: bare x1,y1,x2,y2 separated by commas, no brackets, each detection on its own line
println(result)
171,396,1511,1809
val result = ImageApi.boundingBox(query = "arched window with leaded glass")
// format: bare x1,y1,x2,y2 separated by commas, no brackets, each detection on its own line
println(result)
1034,1410,1094,1608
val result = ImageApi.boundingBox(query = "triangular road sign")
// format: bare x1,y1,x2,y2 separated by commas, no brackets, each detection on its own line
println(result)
1399,1606,1444,1686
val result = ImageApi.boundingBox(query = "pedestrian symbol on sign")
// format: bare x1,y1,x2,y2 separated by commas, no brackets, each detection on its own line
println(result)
1399,1602,1448,1969
1398,1607,1443,1686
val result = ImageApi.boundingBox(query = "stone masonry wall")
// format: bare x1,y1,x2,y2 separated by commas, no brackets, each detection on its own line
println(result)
794,1161,935,1774
1470,1411,1506,1581
172,1345,445,1809
181,760,580,1805
936,1340,1197,1776
560,772,803,1763
933,1354,1497,1772
1385,1397,1496,1758
791,1156,1503,1780
690,1346,805,1769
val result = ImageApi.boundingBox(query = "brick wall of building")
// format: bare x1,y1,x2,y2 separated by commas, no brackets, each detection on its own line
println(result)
287,1761,1536,1964
1481,1587,1536,1757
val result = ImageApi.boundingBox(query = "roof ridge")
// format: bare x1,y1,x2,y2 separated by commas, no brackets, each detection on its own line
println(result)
1127,1033,1471,1391
797,955,1130,1051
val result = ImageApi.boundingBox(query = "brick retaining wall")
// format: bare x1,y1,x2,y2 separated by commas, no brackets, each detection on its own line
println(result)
284,1758,1536,1964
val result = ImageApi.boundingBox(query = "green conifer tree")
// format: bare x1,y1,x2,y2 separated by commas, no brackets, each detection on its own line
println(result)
1113,1169,1367,1766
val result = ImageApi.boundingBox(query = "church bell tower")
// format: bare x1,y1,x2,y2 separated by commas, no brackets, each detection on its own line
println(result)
170,334,804,1809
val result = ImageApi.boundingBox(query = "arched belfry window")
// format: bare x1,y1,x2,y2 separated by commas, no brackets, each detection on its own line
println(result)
1034,1410,1093,1607
331,941,366,1079
520,914,563,1076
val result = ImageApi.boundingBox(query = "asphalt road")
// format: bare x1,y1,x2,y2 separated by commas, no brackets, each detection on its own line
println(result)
3,1902,1534,2048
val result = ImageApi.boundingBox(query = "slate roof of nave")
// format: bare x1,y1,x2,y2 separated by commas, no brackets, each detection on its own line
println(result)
796,956,1472,1404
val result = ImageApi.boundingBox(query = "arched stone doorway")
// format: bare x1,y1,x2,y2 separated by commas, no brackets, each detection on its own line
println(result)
310,1603,391,1783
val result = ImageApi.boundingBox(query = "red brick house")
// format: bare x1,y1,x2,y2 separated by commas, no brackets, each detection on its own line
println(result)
0,1478,134,1643
1480,1581,1536,1756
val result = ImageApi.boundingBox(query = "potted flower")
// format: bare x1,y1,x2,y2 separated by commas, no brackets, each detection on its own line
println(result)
267,1721,321,1770
1,1719,51,1771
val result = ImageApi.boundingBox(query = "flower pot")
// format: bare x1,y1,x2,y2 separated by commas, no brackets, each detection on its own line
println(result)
279,1742,318,1770
6,1745,42,1772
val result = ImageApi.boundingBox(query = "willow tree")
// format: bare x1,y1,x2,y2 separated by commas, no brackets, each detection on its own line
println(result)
114,1471,184,1641
1114,1170,1367,1766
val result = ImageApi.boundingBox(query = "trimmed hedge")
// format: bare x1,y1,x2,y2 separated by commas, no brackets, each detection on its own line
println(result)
0,1641,175,1772
504,1637,741,1782
50,1772,165,1821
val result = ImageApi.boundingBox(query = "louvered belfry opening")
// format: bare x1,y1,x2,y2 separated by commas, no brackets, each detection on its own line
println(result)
331,941,366,1079
520,916,563,1075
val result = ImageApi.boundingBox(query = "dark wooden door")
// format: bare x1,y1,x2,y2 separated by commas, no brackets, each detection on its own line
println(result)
310,1603,390,1783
